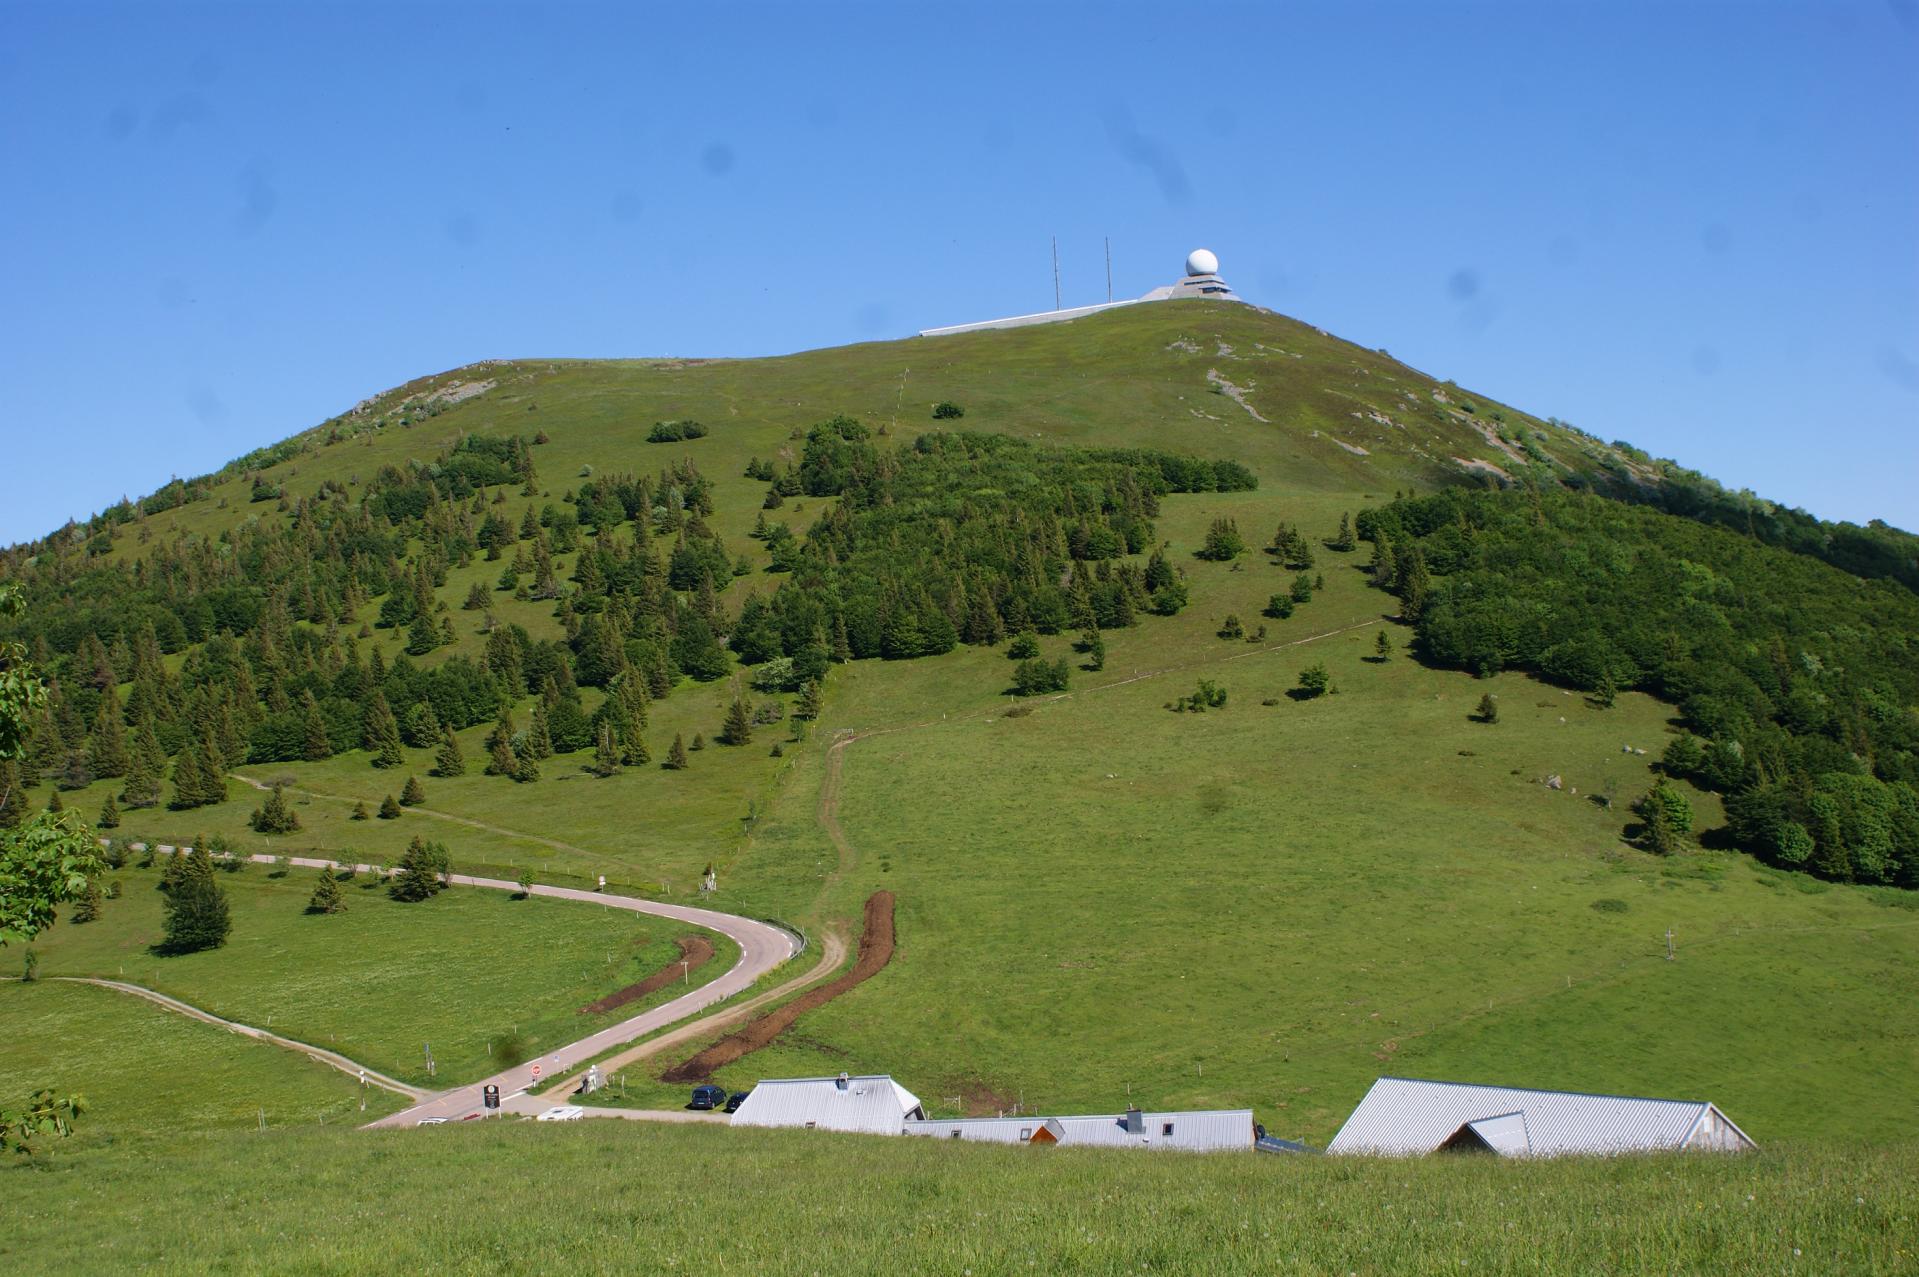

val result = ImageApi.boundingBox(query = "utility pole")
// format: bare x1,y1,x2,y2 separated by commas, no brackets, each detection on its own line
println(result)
1052,236,1061,311
1105,237,1113,302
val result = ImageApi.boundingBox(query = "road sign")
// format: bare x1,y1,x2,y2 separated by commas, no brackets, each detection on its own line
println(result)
530,1063,542,1081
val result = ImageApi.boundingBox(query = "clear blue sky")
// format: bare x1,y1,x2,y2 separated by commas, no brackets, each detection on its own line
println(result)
4,0,1916,543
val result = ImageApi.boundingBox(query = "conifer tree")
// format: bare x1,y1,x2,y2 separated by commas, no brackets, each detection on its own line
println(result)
690,733,705,751
301,691,332,761
0,759,26,829
433,726,466,777
350,800,370,821
72,877,103,924
88,690,128,779
248,785,300,835
160,847,230,953
487,733,518,778
591,724,621,777
1373,629,1392,661
306,867,345,915
512,751,542,784
665,733,689,770
159,847,186,893
622,729,650,767
46,788,63,814
120,737,162,808
401,775,426,806
1474,692,1499,723
378,794,402,819
97,793,120,829
525,700,554,761
363,692,404,768
1330,512,1357,552
719,698,753,746
389,836,450,902
795,680,824,721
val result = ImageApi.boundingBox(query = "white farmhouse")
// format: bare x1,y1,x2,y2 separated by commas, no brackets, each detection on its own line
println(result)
1327,1077,1757,1158
729,1074,926,1136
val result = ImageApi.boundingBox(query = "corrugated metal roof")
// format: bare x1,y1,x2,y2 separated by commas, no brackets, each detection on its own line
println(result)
730,1075,924,1135
1327,1077,1757,1157
902,1110,1255,1153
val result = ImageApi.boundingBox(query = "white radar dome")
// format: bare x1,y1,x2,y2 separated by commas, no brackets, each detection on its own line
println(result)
1185,248,1219,277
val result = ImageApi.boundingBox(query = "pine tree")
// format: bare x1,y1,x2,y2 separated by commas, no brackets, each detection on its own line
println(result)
378,794,402,819
167,740,208,810
0,759,26,829
719,698,753,746
795,680,824,721
248,785,300,834
1474,692,1499,723
306,867,345,915
159,848,186,893
622,729,650,767
400,775,426,806
301,691,332,761
364,692,404,768
88,690,129,779
525,700,554,760
690,733,705,751
160,847,230,953
433,726,466,777
591,724,621,777
72,877,103,923
487,733,518,778
97,793,120,829
46,788,63,814
1330,512,1357,552
1373,630,1392,661
389,836,450,903
350,800,369,820
665,733,689,770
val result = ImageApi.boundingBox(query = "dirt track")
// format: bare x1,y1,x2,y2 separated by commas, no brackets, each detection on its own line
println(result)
579,935,714,1015
661,891,895,1082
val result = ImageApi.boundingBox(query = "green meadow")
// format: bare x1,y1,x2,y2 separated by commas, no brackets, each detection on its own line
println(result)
4,1123,1913,1276
17,859,733,1086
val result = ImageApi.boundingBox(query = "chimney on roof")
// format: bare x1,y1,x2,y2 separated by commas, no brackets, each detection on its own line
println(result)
836,1072,850,1091
1124,1107,1145,1135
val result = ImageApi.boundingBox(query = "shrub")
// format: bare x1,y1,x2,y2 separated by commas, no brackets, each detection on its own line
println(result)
1296,664,1331,698
931,401,965,420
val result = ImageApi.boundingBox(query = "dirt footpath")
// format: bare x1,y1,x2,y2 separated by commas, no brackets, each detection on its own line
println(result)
662,891,894,1082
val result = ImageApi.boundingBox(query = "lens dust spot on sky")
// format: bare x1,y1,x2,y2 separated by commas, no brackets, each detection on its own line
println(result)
1100,104,1191,206
701,143,736,176
1701,223,1732,254
1446,268,1480,301
1878,347,1919,392
611,191,643,222
104,103,139,141
1691,344,1721,375
1547,235,1578,266
186,385,228,425
148,93,211,141
234,163,276,236
444,213,479,246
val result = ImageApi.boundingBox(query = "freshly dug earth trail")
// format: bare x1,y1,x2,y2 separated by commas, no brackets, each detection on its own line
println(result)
662,891,895,1082
579,936,714,1015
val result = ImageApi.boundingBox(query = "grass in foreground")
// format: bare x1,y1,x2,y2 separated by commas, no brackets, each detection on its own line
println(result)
3,1123,1912,1275
0,980,401,1137
18,860,724,1085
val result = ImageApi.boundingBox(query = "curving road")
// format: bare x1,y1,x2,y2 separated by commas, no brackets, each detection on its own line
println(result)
235,853,798,1128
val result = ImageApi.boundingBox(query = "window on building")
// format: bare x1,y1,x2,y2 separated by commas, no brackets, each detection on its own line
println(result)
950,1130,962,1139
1020,1128,1032,1141
1162,1122,1175,1136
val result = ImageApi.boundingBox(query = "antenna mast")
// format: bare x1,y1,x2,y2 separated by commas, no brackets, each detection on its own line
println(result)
1105,237,1112,302
1052,236,1061,311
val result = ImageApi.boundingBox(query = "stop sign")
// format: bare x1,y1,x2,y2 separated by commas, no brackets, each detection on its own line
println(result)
530,1063,542,1081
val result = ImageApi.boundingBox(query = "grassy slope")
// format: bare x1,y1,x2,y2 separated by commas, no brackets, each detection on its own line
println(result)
23,301,1919,1153
19,860,733,1085
3,1125,1914,1275
0,980,403,1135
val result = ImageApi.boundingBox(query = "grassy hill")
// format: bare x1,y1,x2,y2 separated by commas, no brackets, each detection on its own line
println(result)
4,299,1918,1265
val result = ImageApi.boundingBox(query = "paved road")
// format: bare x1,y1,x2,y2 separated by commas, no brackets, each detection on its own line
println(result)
88,844,802,1129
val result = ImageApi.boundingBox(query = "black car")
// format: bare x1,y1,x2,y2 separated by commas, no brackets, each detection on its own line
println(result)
689,1084,728,1111
724,1089,752,1114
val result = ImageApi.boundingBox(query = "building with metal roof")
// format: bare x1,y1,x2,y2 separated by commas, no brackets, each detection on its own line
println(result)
902,1107,1257,1153
1326,1077,1757,1158
728,1074,926,1136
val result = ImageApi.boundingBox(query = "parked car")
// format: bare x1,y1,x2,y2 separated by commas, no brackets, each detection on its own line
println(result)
724,1089,752,1114
536,1106,585,1122
689,1084,728,1111
415,1117,448,1127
